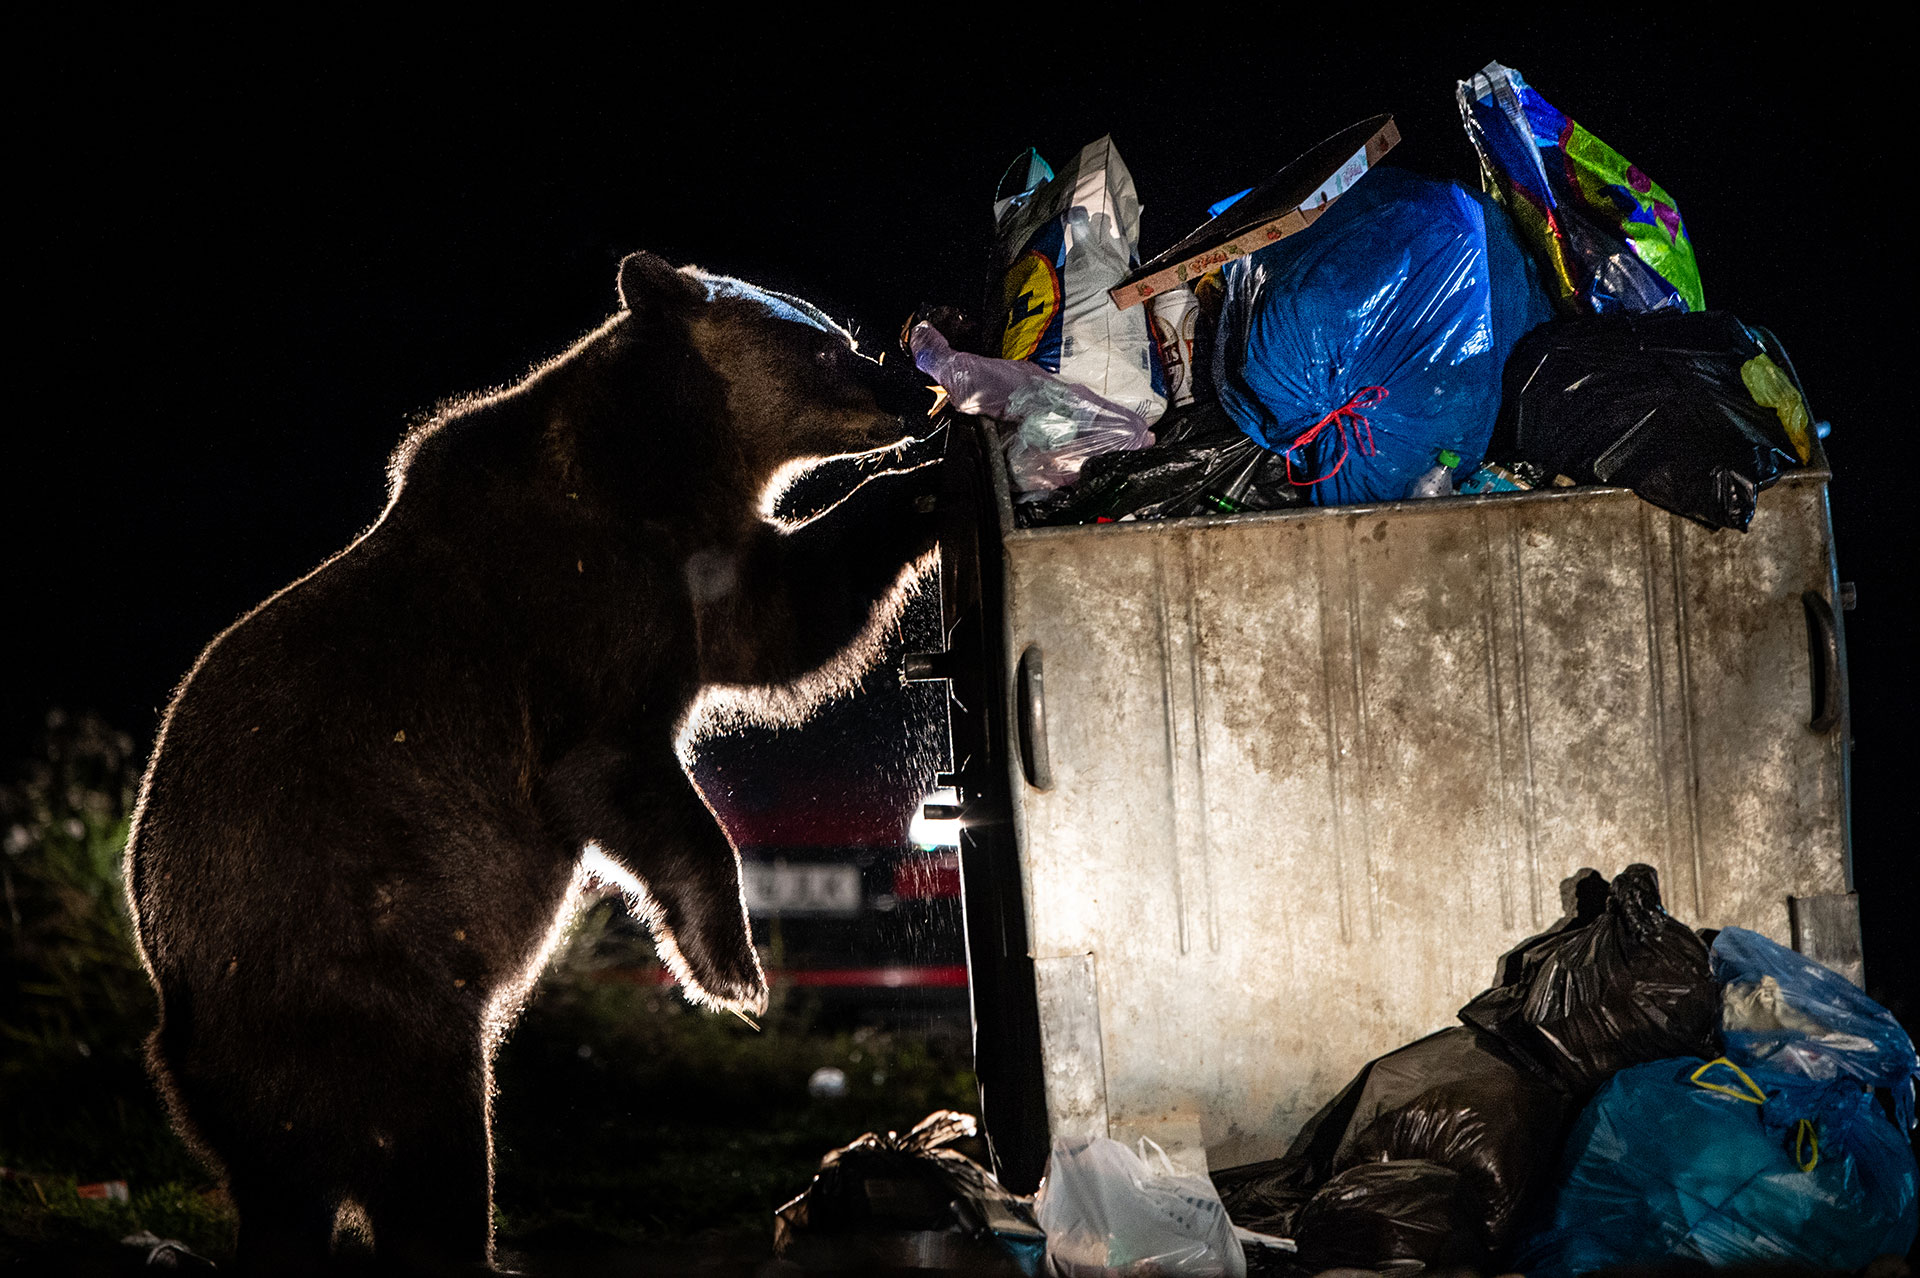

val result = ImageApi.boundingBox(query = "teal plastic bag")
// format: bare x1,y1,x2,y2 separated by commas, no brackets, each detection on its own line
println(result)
1517,1056,1918,1275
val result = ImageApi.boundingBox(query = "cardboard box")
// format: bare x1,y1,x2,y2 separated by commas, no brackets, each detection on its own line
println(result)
1108,115,1400,311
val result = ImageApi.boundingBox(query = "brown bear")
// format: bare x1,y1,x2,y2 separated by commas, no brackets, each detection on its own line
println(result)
124,252,942,1273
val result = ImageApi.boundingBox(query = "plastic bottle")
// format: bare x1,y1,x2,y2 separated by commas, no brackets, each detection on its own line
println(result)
1406,448,1462,499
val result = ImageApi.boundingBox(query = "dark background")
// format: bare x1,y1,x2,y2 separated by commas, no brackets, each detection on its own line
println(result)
11,23,1912,1006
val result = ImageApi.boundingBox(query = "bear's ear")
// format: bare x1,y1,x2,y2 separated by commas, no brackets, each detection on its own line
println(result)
618,251,700,320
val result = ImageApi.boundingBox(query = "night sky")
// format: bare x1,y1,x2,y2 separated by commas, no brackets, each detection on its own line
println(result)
13,24,1911,1000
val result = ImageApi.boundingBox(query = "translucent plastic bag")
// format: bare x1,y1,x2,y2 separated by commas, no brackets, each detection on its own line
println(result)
910,322,1151,500
1712,925,1920,1130
1516,1056,1919,1274
1036,1136,1246,1278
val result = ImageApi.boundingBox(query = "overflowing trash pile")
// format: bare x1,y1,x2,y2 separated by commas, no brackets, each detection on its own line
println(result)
776,866,1918,1273
908,61,1820,534
773,59,1900,1276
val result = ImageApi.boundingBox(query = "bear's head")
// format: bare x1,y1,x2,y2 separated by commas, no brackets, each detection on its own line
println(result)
617,252,934,497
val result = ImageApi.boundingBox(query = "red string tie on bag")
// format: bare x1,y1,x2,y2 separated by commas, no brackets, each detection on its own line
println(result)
1283,385,1390,486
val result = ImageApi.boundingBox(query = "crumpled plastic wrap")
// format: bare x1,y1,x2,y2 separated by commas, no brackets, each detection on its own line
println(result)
910,321,1150,500
1016,400,1306,527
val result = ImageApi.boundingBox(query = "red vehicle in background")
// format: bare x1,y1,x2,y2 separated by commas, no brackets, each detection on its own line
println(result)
595,713,971,1032
723,779,970,1025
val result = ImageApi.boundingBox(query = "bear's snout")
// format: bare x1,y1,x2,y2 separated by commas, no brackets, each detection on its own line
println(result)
864,358,939,421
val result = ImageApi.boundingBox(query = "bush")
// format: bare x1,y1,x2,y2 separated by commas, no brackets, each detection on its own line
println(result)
0,711,231,1260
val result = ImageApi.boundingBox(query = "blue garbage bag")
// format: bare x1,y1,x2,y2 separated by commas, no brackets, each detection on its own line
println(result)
1516,1056,1919,1275
1712,925,1920,1132
1213,166,1552,506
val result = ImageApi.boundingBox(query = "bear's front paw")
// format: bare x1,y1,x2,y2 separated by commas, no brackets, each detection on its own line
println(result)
656,923,769,1018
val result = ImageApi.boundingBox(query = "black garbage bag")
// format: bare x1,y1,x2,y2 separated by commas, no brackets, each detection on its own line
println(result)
773,1109,1041,1270
1337,1027,1568,1251
1291,1160,1490,1274
1215,1027,1564,1254
1017,399,1307,527
1459,863,1718,1098
1496,310,1814,530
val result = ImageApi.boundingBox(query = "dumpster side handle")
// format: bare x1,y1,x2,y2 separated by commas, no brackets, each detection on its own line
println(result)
1017,644,1052,790
1802,591,1843,734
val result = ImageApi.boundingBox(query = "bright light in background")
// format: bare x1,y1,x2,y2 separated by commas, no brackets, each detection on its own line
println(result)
909,786,962,849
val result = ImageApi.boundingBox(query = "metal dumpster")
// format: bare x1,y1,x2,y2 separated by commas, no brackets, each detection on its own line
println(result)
933,416,1855,1190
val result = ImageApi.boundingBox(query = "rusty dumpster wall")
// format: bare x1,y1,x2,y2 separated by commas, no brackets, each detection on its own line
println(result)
991,442,1852,1173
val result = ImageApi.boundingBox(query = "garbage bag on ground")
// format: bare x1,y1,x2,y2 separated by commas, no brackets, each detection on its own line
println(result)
1213,166,1552,506
1459,60,1703,316
1515,1055,1920,1275
1497,310,1813,531
1289,1160,1488,1274
775,1109,1043,1272
993,136,1165,424
1213,1027,1564,1255
1036,1135,1246,1278
911,321,1151,500
1017,400,1307,527
1713,924,1920,1131
1458,863,1718,1098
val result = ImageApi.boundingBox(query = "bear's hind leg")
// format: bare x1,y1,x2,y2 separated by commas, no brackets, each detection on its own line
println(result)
360,1038,496,1275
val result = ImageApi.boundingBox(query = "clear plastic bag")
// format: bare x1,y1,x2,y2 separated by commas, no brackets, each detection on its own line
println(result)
1036,1136,1246,1278
910,322,1151,500
1712,925,1920,1131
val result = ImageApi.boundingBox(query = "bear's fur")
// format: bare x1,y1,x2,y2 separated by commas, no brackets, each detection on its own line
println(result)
124,252,940,1273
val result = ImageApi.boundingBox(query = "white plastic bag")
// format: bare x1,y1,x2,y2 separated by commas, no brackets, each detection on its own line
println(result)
1035,1136,1246,1278
909,322,1150,500
993,136,1166,425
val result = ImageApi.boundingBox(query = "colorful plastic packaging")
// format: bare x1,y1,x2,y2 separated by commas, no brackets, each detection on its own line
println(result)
1458,60,1703,315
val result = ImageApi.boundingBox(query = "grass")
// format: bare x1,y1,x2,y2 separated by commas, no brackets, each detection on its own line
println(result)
492,897,978,1251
